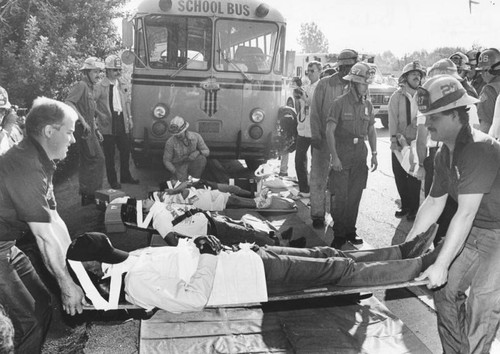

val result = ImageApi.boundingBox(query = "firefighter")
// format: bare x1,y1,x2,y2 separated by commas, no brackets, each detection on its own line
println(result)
476,48,500,133
326,62,378,248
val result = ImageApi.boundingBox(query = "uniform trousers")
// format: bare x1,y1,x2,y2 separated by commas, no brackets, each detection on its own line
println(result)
310,141,330,221
294,135,311,193
0,246,52,353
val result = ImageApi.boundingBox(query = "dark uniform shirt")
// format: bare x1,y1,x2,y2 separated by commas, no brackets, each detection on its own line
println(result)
0,137,56,249
430,125,500,229
327,90,375,141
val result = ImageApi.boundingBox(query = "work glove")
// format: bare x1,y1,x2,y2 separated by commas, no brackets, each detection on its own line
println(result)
194,235,222,255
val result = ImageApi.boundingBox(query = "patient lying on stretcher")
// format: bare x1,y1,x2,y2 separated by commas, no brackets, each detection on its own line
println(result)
124,198,301,247
67,227,440,313
155,178,296,211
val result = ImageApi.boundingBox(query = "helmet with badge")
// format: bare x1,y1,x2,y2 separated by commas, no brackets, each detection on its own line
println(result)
415,75,479,116
105,55,122,70
401,61,426,78
477,48,500,72
343,62,376,84
466,49,480,67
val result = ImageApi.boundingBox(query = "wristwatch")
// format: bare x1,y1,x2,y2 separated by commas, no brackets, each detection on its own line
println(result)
372,151,378,156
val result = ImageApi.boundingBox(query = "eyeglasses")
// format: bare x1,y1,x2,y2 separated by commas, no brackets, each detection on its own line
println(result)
307,69,317,74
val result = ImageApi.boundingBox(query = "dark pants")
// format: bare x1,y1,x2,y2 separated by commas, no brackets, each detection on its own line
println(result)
331,142,368,240
392,152,421,212
434,227,500,354
294,135,311,193
259,244,422,294
76,125,104,196
0,246,52,353
103,134,133,186
212,214,276,246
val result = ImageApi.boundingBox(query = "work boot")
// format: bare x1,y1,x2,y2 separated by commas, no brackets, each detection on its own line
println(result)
347,233,363,245
400,223,438,259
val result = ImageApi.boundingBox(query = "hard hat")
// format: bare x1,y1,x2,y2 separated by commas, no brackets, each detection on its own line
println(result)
168,116,189,135
427,59,461,79
415,75,479,116
0,86,11,109
105,55,122,69
79,57,105,71
343,62,376,84
477,48,500,71
466,49,480,67
449,52,471,71
401,61,426,78
337,49,359,66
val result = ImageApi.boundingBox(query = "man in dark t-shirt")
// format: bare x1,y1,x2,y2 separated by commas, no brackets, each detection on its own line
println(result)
411,75,500,353
0,97,85,352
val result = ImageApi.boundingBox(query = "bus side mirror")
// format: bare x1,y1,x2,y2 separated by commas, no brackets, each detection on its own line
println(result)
122,18,133,48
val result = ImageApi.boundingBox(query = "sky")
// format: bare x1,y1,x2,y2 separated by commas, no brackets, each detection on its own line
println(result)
264,0,500,57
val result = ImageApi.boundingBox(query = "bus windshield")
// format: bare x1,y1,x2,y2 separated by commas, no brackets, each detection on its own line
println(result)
215,19,278,73
144,15,212,70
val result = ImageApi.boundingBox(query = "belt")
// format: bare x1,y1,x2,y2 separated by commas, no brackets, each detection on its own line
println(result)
337,136,365,144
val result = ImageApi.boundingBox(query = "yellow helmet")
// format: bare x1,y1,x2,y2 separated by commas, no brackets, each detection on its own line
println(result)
416,75,479,116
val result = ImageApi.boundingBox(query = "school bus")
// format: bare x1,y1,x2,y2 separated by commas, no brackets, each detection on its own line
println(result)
121,0,287,168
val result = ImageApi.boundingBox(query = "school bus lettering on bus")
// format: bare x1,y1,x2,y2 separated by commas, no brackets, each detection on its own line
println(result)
177,0,250,16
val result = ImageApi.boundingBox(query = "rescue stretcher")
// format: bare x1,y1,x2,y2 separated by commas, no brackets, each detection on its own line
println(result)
82,280,430,311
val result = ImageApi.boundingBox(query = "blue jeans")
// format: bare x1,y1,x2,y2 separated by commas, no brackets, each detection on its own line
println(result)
310,141,330,220
294,135,311,193
259,244,422,294
0,246,52,353
434,227,500,354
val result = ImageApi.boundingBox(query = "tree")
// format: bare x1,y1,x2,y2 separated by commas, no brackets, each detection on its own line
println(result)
297,22,329,53
0,0,126,107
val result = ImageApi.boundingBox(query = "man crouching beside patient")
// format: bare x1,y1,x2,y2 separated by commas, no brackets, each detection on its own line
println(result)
67,228,440,313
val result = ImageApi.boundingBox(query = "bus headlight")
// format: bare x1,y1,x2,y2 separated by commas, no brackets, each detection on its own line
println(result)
151,120,168,137
153,104,168,119
249,125,263,139
250,109,265,123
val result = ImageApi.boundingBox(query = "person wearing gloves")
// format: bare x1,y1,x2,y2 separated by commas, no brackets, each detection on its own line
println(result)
163,116,210,181
95,54,138,189
65,57,106,206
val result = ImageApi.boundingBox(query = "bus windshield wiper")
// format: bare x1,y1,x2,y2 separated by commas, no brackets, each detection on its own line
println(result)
171,52,202,78
217,33,251,81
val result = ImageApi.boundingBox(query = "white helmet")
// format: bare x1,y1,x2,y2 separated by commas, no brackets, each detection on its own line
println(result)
427,59,461,79
105,55,122,69
416,75,479,116
168,116,189,135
